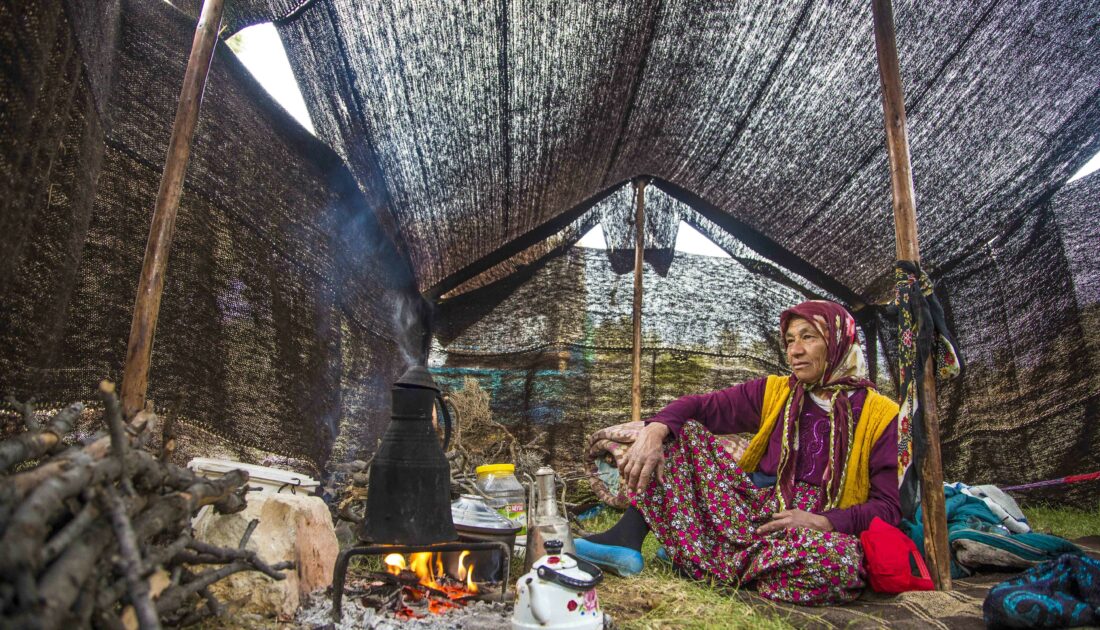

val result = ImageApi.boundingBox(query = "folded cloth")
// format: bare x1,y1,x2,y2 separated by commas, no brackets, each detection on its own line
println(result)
983,553,1100,628
584,421,750,508
948,482,1030,533
905,485,1083,578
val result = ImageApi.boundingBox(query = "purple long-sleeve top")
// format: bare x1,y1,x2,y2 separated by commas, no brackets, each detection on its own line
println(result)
645,376,901,536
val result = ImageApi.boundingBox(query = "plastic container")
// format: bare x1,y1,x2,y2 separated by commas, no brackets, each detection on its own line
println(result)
187,457,319,495
475,463,526,534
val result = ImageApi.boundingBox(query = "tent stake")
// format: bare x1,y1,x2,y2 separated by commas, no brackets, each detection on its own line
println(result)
871,0,952,590
120,0,225,419
631,178,648,424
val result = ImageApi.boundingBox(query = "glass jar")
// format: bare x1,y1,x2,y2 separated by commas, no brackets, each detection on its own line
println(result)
475,463,527,534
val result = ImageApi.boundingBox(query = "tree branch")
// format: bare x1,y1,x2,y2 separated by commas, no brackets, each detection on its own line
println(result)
102,486,161,630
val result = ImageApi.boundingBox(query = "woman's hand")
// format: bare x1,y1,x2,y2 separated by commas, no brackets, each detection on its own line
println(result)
756,509,834,535
621,423,670,494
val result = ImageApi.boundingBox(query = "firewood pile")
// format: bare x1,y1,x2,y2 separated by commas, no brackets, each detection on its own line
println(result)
0,382,294,629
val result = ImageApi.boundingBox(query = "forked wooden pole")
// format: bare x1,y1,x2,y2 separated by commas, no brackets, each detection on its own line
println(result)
871,0,952,589
630,178,648,424
120,0,225,419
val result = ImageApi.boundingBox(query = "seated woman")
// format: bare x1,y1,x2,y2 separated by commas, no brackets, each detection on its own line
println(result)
575,300,900,606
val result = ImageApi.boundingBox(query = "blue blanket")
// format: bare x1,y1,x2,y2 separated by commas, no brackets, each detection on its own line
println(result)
984,553,1100,628
903,485,1082,578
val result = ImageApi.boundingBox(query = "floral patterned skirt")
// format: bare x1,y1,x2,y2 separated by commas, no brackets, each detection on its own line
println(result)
633,421,865,605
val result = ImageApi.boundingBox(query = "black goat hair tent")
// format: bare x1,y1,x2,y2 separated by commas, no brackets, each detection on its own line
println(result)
1,0,1097,497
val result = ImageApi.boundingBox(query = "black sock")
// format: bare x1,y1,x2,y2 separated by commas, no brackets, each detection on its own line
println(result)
585,506,649,551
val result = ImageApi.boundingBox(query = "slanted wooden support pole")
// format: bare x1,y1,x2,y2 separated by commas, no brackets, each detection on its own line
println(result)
871,0,952,590
120,0,225,419
630,178,648,424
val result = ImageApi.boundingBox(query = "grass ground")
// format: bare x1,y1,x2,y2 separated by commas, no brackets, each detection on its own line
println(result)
1024,502,1100,540
191,501,1099,629
578,508,797,630
582,501,1100,630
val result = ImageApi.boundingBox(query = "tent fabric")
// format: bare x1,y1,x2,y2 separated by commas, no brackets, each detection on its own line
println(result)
1,0,1099,498
434,185,845,348
916,177,1100,505
0,0,424,473
444,183,684,301
257,0,1100,297
441,211,599,300
1051,176,1100,380
600,182,680,277
431,246,896,465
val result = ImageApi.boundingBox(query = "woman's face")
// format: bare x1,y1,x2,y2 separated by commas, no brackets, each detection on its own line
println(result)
785,317,828,384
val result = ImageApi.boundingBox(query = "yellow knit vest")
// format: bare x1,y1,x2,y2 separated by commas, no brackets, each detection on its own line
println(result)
737,375,898,509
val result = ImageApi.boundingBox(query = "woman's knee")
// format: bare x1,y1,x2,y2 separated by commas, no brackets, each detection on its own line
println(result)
754,531,864,604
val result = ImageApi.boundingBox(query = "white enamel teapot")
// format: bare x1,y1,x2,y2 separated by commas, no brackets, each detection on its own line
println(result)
512,539,606,630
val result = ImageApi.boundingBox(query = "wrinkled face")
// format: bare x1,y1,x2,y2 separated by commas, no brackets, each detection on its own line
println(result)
784,317,828,384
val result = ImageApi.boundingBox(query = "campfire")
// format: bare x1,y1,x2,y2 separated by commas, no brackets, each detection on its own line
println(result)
346,550,484,620
331,367,514,621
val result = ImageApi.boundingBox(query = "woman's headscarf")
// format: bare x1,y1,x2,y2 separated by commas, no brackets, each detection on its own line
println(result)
775,300,876,511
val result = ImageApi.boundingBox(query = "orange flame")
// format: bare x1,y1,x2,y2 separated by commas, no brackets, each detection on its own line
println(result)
408,552,440,589
384,553,406,576
458,550,478,594
382,551,479,612
456,550,470,581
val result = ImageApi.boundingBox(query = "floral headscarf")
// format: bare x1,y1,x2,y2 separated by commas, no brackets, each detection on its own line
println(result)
776,301,876,511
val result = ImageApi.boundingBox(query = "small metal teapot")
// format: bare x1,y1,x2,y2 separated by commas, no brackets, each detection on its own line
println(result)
512,540,606,630
525,466,574,571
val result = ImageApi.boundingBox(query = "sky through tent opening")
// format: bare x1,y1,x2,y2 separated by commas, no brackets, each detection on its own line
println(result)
225,23,315,134
1068,151,1100,182
577,221,732,258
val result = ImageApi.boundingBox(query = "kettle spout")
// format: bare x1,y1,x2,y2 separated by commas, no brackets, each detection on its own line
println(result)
528,579,552,625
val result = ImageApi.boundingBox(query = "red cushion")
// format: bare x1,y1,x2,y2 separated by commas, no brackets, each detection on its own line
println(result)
860,516,935,593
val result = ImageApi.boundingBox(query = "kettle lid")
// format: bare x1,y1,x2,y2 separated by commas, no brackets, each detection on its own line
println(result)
530,540,604,590
395,365,440,392
532,539,578,572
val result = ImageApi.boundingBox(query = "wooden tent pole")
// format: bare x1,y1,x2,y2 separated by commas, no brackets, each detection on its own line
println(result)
871,0,952,590
865,318,879,385
120,0,225,419
630,178,648,424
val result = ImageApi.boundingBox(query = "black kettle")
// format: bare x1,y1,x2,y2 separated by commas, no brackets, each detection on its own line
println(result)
358,365,457,544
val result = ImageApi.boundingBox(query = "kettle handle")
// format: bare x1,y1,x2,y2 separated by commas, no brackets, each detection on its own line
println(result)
535,553,604,590
435,394,452,451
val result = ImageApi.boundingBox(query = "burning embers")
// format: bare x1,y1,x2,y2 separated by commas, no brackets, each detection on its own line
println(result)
347,550,483,620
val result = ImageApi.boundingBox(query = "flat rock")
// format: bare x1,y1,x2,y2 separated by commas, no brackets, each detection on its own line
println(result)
193,491,338,618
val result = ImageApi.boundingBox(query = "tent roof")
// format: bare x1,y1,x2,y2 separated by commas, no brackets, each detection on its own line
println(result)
205,0,1099,298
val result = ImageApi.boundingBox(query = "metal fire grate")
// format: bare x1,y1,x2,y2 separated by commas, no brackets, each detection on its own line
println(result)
331,540,511,621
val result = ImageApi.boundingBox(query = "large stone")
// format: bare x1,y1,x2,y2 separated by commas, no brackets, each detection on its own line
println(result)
192,492,338,619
